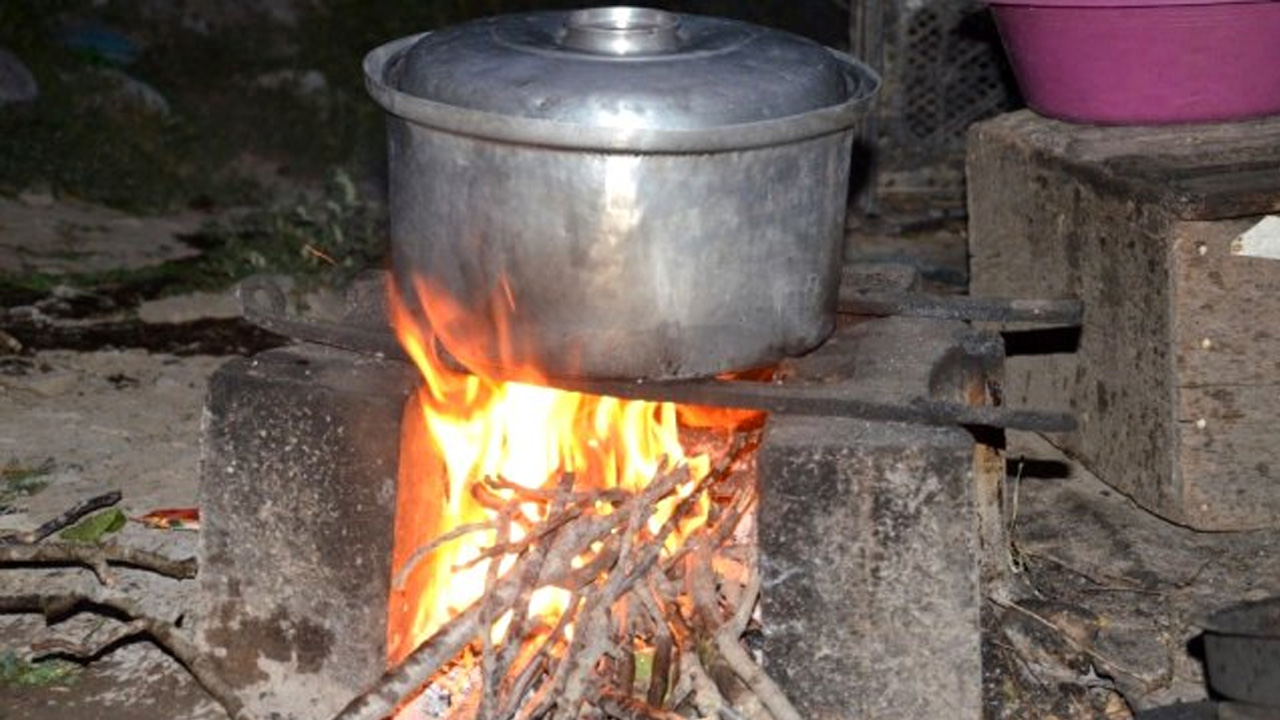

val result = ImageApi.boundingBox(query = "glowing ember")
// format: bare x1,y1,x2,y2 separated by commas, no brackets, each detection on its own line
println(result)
385,276,747,664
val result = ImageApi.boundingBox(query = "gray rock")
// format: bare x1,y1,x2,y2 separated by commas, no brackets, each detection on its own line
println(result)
255,68,328,96
0,47,38,105
197,344,418,719
138,290,240,324
93,67,170,115
16,189,54,207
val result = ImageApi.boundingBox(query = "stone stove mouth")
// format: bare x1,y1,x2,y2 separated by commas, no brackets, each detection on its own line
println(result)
378,269,769,694
195,269,1079,720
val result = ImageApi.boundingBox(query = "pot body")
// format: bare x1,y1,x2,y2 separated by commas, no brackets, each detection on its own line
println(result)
388,119,854,380
367,10,878,381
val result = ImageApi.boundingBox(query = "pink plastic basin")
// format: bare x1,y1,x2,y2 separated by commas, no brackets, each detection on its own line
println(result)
987,0,1280,124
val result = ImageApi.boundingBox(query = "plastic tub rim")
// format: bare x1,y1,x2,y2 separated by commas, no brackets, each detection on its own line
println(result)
986,0,1276,7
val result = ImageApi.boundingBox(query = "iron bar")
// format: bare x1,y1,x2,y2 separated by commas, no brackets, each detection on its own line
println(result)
839,291,1084,325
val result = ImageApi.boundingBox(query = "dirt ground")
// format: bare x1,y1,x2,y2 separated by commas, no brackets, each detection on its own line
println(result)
2,196,1278,720
0,350,229,720
991,433,1280,717
0,197,231,718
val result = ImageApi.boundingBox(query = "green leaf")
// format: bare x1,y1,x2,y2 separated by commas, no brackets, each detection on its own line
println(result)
0,651,80,688
59,508,127,543
633,647,654,694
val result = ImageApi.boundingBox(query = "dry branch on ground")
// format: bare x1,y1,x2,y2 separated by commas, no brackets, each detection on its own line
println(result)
0,491,249,718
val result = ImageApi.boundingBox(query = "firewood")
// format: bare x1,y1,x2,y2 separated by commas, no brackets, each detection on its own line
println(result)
495,473,576,688
480,507,515,720
336,427,784,720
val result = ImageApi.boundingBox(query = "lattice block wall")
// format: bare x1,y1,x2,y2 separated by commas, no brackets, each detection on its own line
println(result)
850,0,1019,197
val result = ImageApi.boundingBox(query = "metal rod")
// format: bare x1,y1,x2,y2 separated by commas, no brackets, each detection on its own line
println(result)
236,275,1077,432
237,277,410,360
547,376,1076,433
839,291,1084,326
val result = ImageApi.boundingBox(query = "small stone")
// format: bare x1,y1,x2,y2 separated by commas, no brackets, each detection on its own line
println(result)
16,189,54,207
0,47,38,105
16,367,80,398
94,68,169,115
255,69,329,96
138,291,240,324
0,329,22,355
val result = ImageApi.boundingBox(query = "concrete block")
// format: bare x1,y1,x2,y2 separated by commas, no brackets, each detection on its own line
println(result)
196,343,418,719
758,415,981,720
969,110,1280,529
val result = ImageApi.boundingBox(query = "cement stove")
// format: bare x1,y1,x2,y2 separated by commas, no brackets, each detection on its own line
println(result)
192,270,1076,720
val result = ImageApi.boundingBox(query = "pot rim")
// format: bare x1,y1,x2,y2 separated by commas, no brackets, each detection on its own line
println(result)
364,32,880,154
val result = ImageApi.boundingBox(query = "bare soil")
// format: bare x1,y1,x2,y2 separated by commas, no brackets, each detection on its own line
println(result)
0,347,228,719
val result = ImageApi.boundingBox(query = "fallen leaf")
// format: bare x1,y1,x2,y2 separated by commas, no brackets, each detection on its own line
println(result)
135,507,200,531
60,508,127,543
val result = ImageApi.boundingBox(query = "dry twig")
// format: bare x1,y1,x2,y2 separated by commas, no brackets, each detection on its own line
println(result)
0,490,123,545
479,506,514,720
337,429,773,720
0,591,254,720
30,618,151,658
638,583,675,708
989,594,1154,687
0,542,197,584
494,474,576,705
335,472,651,720
0,492,249,720
599,690,691,720
392,519,501,591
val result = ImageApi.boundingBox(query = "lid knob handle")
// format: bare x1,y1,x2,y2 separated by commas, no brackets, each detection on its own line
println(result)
559,7,681,56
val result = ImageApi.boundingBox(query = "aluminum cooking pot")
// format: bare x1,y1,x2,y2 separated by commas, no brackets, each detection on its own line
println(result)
365,6,879,381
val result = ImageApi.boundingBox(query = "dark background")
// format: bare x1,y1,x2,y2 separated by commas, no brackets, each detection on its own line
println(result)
0,1,851,214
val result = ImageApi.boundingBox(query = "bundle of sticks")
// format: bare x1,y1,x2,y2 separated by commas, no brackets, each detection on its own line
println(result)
335,429,800,720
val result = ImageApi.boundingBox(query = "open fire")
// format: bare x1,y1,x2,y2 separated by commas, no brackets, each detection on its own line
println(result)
379,276,770,720
198,267,1008,720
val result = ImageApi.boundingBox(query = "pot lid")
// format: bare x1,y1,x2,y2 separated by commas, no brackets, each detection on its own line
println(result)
365,7,879,152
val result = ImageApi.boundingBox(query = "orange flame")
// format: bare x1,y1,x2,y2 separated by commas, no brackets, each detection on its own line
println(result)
386,276,732,663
